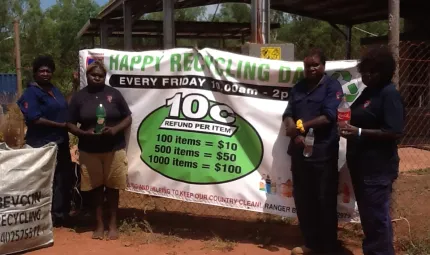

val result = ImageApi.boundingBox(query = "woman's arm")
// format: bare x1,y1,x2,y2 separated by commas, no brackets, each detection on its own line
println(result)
341,124,401,140
102,116,132,136
67,122,94,137
303,80,343,130
341,89,404,141
102,89,133,136
17,88,66,129
34,118,66,129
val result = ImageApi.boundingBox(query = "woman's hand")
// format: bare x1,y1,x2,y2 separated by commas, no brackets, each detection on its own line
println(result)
102,126,118,136
286,125,298,137
294,135,305,147
340,124,359,139
83,128,100,136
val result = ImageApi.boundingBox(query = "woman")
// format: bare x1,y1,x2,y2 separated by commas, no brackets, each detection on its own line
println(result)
67,61,132,240
340,46,404,255
17,55,73,226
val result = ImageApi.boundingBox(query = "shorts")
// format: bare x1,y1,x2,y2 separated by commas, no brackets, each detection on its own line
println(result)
79,149,128,191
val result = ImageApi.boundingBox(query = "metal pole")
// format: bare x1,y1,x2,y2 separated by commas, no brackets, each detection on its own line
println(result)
264,0,270,44
388,0,400,88
13,19,24,146
163,0,175,49
251,0,258,43
123,0,132,50
346,25,352,59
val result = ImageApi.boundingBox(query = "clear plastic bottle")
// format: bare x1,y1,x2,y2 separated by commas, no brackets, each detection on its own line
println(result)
303,128,315,158
265,175,272,194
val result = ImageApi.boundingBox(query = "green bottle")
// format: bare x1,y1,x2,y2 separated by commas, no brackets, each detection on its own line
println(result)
95,103,106,134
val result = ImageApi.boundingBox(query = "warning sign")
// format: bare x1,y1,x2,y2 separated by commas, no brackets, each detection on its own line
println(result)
260,47,281,60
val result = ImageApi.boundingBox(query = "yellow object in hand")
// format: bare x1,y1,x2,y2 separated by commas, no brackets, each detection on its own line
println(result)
296,119,305,134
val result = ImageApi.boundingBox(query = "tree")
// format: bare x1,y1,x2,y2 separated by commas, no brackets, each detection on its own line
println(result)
216,3,251,23
276,15,390,60
143,7,206,21
0,0,100,95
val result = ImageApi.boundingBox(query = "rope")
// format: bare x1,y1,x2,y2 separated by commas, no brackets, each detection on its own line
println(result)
392,217,416,248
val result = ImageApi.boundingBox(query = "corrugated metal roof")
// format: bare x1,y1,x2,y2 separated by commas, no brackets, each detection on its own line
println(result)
77,19,280,39
0,74,17,104
96,0,427,25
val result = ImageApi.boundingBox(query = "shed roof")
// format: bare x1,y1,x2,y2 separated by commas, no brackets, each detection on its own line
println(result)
77,19,281,39
98,0,427,25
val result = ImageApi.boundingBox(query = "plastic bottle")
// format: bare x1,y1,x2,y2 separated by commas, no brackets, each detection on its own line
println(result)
303,128,315,158
265,175,272,194
277,177,282,196
259,175,266,191
95,104,106,134
271,179,277,195
337,96,351,128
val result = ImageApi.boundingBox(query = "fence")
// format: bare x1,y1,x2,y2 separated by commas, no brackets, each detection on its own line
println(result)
397,41,430,172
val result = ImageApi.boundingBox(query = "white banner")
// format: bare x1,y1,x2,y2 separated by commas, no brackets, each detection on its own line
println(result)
79,48,364,221
0,143,56,255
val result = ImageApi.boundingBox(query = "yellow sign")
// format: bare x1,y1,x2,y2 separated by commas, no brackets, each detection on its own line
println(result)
260,47,281,60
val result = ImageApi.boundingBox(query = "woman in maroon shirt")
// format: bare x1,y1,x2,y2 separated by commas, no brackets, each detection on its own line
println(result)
67,61,132,240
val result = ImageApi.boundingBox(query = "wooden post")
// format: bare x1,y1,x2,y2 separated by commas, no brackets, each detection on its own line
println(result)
163,0,175,49
13,19,24,146
100,20,109,48
388,0,400,88
346,25,352,59
251,0,258,43
123,0,132,50
264,0,270,44
13,20,22,98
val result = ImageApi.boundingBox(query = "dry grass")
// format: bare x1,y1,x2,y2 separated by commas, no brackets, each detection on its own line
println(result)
118,216,183,247
397,238,430,255
201,234,236,252
0,104,24,147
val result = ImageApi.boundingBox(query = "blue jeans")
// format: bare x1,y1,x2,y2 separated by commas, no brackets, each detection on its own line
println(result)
51,142,74,221
349,162,396,255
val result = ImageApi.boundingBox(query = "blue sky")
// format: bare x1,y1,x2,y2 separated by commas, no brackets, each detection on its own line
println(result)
41,0,108,9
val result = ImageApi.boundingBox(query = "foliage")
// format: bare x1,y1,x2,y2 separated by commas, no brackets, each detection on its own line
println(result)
0,0,100,96
0,1,392,96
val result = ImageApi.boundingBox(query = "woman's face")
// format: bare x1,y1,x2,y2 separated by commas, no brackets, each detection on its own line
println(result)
304,55,325,81
34,66,53,85
87,67,106,87
360,68,380,88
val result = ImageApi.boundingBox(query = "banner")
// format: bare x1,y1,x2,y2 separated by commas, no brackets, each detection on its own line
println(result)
0,143,57,255
79,48,364,221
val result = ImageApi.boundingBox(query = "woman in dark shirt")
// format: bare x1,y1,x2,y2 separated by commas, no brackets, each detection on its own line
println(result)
17,55,73,226
67,61,132,240
340,46,404,255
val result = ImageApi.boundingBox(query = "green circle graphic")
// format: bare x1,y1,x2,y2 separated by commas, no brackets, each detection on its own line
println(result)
137,93,263,185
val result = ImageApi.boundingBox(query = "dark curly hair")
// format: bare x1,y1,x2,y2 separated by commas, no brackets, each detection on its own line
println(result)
305,47,327,65
32,55,56,74
358,46,396,84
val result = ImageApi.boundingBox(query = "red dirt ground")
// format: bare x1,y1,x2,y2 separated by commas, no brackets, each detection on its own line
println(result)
28,228,364,255
24,147,430,255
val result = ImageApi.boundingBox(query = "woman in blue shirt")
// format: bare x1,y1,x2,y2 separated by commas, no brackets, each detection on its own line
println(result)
17,55,73,226
340,47,404,255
